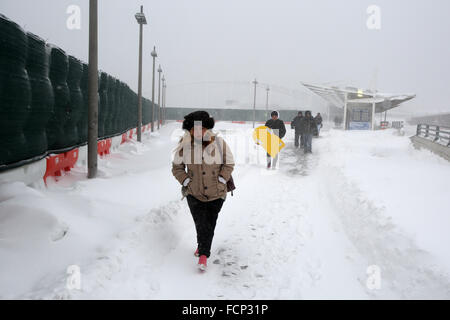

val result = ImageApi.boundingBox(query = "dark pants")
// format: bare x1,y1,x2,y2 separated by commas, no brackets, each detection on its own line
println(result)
294,131,303,148
303,133,313,153
186,195,224,258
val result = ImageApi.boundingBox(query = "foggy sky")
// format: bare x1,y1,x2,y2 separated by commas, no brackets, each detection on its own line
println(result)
1,0,449,114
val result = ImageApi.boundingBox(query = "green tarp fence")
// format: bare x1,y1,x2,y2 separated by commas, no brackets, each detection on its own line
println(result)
0,14,159,171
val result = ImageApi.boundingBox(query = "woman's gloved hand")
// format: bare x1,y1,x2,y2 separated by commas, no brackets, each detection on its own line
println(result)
218,176,227,185
181,178,191,200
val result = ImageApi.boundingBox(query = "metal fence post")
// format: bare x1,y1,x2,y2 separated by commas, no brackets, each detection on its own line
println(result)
434,126,440,142
425,125,429,137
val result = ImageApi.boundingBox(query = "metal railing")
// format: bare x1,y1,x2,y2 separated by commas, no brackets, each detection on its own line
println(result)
416,124,450,147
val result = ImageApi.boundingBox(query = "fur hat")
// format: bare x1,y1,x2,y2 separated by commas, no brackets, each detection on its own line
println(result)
182,111,215,131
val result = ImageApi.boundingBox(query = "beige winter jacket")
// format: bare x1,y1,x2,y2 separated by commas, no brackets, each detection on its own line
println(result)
172,130,235,202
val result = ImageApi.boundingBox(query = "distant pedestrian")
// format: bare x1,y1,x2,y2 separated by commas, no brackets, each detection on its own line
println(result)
299,110,317,154
315,113,323,136
291,111,304,148
265,110,286,169
334,116,342,128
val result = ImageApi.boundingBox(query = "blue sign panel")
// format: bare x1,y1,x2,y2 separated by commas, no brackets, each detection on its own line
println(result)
349,122,371,130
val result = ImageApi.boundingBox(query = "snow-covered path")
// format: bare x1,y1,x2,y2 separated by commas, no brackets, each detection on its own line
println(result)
1,122,450,299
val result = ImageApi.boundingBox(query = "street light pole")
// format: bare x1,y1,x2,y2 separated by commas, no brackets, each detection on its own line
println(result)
135,5,147,142
252,79,258,128
151,46,157,132
157,64,162,128
87,0,98,179
162,76,166,124
372,91,377,130
265,86,270,120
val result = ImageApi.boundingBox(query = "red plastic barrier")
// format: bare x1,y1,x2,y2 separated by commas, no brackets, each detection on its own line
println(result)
98,138,112,157
64,149,79,171
121,132,127,144
44,149,79,183
44,154,65,181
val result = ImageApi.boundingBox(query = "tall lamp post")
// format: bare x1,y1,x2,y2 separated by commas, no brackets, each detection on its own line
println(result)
162,76,166,124
135,5,147,142
265,86,270,120
372,91,377,130
150,46,157,132
157,64,162,128
252,79,258,128
87,0,98,179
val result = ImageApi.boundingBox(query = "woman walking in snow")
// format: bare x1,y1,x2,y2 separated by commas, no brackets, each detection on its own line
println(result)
172,111,235,271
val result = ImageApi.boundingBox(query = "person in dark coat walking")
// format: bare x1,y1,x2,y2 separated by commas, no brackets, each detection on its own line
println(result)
299,110,317,154
291,111,304,148
265,110,286,169
315,113,323,136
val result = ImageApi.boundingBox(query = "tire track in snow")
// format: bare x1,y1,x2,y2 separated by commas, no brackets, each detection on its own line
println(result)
322,167,450,299
315,131,450,299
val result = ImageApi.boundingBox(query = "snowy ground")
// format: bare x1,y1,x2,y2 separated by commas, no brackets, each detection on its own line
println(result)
1,121,450,299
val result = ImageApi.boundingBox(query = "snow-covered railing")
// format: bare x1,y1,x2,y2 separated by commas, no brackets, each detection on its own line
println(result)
416,124,450,147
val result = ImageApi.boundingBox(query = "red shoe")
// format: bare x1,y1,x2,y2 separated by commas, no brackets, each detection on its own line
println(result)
194,248,199,257
198,255,207,271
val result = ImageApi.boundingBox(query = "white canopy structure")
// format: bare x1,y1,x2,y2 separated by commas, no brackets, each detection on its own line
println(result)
301,82,416,130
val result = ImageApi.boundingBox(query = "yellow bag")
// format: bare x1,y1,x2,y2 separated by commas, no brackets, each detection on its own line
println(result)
252,126,285,158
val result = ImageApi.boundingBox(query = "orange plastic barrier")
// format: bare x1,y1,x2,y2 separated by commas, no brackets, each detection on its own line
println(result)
44,149,79,183
121,132,128,144
98,138,112,157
